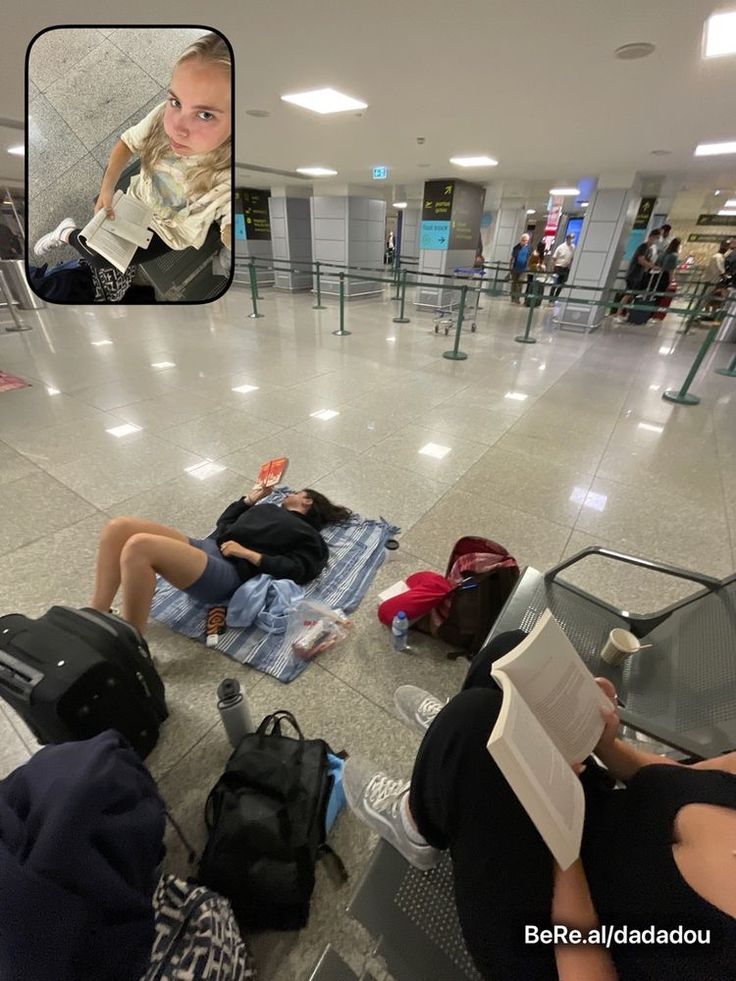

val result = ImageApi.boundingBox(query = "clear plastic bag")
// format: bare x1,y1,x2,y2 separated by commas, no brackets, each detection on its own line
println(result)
287,601,352,661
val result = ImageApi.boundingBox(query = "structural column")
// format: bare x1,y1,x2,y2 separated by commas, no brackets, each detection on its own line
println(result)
234,187,274,287
486,198,527,265
416,179,485,309
554,174,641,331
269,188,312,291
310,193,387,298
398,205,420,262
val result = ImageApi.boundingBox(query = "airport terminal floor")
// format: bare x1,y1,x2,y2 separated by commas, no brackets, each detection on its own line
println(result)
1,286,735,978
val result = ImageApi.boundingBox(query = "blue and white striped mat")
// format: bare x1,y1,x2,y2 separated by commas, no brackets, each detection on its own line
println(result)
150,490,398,683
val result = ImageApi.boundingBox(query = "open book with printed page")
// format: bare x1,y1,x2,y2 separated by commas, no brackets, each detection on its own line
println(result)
79,190,154,273
256,457,289,489
486,610,614,870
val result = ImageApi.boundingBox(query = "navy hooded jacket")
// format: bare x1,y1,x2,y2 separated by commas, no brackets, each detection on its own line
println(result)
0,730,165,981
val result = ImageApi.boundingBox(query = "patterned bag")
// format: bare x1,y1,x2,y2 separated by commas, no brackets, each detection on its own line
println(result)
142,875,256,980
91,264,137,302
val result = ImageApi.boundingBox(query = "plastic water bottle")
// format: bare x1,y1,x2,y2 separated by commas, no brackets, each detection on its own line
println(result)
217,678,254,748
391,611,409,652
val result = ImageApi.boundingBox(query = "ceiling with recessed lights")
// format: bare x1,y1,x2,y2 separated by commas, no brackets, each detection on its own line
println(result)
1,0,735,211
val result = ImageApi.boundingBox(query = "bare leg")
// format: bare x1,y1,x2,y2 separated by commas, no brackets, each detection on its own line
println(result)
119,533,209,635
90,516,190,613
617,293,632,317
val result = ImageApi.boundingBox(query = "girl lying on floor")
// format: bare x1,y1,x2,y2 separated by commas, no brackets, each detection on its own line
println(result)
90,486,351,635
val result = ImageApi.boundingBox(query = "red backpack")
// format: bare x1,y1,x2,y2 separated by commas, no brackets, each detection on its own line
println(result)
416,537,520,658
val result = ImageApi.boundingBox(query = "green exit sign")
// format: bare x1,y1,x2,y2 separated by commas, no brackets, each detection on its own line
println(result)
372,166,389,180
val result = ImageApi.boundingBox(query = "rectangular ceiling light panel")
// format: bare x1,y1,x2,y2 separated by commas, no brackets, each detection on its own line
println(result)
281,88,367,114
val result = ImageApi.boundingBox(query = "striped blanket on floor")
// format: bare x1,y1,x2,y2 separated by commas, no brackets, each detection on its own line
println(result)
151,490,398,682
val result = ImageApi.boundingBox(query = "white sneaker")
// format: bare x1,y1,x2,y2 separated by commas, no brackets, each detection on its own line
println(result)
343,756,440,871
394,685,446,734
34,217,76,257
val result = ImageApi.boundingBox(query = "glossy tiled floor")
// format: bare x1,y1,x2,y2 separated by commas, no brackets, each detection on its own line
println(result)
1,287,735,978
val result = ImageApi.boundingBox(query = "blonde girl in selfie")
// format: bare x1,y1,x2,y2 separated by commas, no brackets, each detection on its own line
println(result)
34,32,232,271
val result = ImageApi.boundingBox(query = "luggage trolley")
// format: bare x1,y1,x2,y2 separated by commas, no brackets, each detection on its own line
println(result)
433,267,485,335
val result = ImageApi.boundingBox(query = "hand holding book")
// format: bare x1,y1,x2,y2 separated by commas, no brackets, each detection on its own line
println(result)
486,611,618,869
255,456,289,489
94,187,116,220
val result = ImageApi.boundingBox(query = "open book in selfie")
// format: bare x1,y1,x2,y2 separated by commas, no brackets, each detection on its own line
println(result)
79,190,155,273
486,610,613,871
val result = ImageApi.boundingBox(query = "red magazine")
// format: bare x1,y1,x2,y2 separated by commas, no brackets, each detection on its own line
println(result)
256,456,289,488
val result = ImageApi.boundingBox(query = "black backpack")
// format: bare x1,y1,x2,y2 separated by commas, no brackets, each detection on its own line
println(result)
197,711,346,932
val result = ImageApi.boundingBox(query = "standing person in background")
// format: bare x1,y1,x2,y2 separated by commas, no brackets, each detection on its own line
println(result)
615,228,660,322
701,240,730,319
549,233,575,303
724,238,736,283
655,238,680,294
652,238,680,320
527,240,547,305
509,233,530,305
705,241,728,286
654,223,672,259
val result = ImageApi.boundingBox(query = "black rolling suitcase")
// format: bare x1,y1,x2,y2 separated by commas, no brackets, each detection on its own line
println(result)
626,271,659,325
0,606,167,758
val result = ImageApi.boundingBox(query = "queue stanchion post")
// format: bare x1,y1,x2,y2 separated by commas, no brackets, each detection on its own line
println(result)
313,261,326,310
0,270,31,332
247,260,264,319
715,351,736,378
662,323,719,405
676,287,700,335
443,286,468,361
393,269,410,324
515,289,538,344
332,272,351,336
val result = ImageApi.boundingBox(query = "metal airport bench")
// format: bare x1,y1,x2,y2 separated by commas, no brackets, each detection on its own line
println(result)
347,548,736,981
114,162,226,301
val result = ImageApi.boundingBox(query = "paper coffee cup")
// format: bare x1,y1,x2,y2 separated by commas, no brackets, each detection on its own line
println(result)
601,628,641,667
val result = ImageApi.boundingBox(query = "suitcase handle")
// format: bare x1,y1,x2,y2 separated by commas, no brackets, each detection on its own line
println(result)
0,649,44,701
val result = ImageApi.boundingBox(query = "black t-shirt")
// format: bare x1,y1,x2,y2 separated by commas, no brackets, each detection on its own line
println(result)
626,243,653,288
581,764,736,980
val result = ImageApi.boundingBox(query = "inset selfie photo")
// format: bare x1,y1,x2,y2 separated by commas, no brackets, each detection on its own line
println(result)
26,26,233,303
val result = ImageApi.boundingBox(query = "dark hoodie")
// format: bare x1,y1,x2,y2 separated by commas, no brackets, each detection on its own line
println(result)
210,499,329,585
0,730,165,981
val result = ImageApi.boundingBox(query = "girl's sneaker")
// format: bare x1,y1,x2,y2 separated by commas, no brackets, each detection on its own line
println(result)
34,217,76,257
343,756,440,871
394,685,446,734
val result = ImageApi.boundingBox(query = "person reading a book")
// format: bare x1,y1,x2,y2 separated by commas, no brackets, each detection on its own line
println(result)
345,626,736,981
89,486,351,636
33,32,231,275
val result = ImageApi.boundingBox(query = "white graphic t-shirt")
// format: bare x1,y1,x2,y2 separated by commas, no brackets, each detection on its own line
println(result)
120,104,231,250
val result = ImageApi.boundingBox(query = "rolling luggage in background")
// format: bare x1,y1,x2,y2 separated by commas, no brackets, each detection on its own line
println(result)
524,277,545,308
653,280,677,321
625,271,656,325
627,293,654,325
0,606,167,758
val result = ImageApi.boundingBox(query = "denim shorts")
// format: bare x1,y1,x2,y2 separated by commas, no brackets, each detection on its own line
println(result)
185,537,242,604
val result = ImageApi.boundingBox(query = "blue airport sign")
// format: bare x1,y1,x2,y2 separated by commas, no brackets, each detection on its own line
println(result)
420,220,451,250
